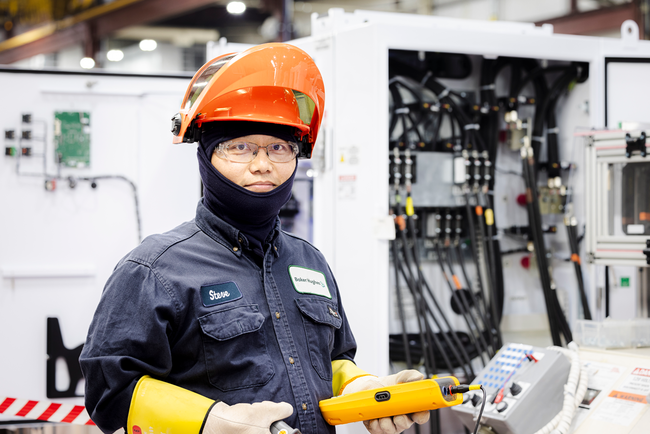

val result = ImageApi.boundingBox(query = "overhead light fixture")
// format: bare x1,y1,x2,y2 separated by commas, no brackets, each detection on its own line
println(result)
106,49,124,62
80,57,95,69
139,39,157,51
227,1,246,14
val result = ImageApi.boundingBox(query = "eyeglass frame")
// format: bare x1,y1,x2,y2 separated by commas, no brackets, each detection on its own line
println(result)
214,140,300,163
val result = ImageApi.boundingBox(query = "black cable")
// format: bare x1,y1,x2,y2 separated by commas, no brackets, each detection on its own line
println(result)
396,249,464,378
452,212,496,356
398,243,472,379
544,68,578,180
399,217,433,373
389,78,433,146
513,65,574,102
407,214,440,376
446,241,492,360
453,243,496,358
399,211,468,378
463,193,501,348
474,194,501,338
421,75,487,152
492,239,505,323
14,147,142,243
78,175,143,243
545,108,561,180
566,221,592,320
391,235,414,368
521,59,548,176
521,149,561,345
437,241,489,367
388,85,402,140
531,66,577,174
394,202,435,376
401,217,435,376
473,387,486,434
479,192,502,325
522,148,573,344
417,262,476,380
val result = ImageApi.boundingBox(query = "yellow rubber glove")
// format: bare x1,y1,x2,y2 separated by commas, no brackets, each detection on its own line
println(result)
341,370,430,434
331,359,373,396
127,376,292,434
203,401,294,434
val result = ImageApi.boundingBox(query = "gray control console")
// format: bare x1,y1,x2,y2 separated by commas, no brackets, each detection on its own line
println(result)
451,343,570,434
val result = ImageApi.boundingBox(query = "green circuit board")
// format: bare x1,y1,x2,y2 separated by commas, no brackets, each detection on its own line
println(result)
54,111,91,168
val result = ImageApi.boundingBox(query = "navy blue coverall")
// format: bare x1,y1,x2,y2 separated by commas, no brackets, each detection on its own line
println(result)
80,201,358,434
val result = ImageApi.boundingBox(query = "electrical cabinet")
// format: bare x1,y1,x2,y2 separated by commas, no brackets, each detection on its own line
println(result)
300,7,650,392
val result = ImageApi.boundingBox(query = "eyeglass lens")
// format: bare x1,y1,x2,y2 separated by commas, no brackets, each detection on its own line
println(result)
222,142,297,162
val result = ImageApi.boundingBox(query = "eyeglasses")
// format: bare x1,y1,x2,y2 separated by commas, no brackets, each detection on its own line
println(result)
215,140,299,163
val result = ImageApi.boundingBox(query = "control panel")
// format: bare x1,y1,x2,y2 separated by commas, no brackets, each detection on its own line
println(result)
452,343,570,434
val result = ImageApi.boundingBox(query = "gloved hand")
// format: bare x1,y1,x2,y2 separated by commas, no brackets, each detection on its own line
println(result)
202,401,294,434
342,369,430,434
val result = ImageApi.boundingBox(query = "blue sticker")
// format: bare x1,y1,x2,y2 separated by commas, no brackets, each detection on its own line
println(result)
201,281,242,307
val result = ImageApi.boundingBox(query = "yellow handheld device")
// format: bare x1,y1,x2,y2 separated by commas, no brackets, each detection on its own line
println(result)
319,376,463,425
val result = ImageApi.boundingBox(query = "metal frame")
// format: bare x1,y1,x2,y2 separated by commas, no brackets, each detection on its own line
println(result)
584,131,649,266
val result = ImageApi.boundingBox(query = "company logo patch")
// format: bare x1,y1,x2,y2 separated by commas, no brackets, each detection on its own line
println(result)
201,281,242,307
288,266,331,298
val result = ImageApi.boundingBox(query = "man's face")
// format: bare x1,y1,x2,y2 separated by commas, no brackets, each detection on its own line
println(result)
210,134,297,193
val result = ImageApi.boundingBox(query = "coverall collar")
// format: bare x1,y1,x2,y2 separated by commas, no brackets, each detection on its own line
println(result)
195,200,282,258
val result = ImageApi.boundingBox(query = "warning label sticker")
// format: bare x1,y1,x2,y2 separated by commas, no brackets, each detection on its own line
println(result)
617,366,650,396
591,365,650,426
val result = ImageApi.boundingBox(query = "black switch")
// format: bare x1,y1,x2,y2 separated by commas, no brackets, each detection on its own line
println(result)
510,382,522,396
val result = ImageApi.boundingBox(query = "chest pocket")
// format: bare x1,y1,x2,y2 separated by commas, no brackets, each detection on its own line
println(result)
199,304,274,391
295,298,343,381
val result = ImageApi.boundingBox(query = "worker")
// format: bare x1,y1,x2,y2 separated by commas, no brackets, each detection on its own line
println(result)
79,43,429,434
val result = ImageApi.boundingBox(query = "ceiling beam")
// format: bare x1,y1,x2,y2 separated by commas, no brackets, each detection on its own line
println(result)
537,1,643,38
0,0,218,65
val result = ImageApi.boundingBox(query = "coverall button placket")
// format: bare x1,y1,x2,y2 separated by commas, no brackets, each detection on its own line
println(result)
262,250,316,434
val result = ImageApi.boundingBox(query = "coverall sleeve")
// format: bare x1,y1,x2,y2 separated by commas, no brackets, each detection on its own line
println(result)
328,268,364,395
79,259,179,434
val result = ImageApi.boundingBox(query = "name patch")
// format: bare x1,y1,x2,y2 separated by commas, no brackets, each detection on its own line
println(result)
288,266,331,299
201,281,242,307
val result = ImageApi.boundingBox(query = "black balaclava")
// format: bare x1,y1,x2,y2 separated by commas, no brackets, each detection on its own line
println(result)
198,121,298,258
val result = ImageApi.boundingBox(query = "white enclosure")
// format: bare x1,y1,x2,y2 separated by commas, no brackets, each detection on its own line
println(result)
302,9,650,382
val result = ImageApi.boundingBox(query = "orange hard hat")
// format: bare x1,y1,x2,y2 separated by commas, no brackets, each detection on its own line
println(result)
171,43,325,158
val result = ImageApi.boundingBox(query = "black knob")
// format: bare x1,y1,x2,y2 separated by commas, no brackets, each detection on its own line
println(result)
496,401,508,413
510,382,522,396
471,394,482,407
